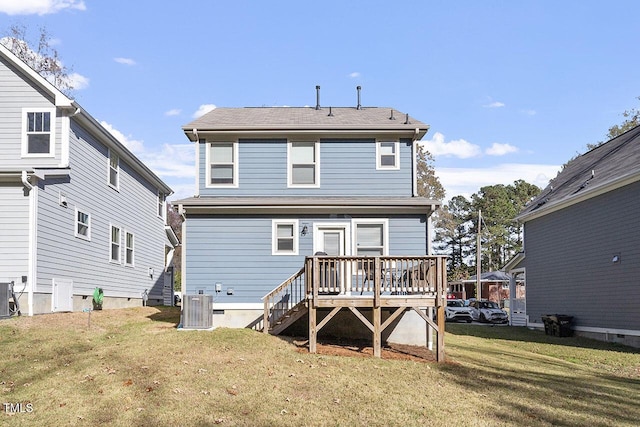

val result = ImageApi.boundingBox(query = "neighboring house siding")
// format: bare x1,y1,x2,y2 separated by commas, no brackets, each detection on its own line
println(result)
524,181,640,330
0,185,29,283
184,215,427,303
198,139,413,197
34,119,166,299
0,55,62,168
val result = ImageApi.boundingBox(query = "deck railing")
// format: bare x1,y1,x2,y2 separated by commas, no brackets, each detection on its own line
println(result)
262,262,308,332
311,256,441,297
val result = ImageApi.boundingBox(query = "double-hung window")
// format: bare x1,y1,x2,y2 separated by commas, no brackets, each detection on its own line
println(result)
125,231,134,266
376,141,399,169
288,142,319,187
272,220,299,255
206,142,238,187
353,219,388,257
109,150,119,190
22,108,56,156
157,191,166,218
110,225,121,263
75,208,91,240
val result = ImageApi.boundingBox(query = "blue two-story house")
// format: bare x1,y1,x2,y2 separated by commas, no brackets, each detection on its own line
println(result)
0,43,175,316
177,96,446,358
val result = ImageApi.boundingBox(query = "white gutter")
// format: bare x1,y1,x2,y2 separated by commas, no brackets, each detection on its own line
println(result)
21,171,35,316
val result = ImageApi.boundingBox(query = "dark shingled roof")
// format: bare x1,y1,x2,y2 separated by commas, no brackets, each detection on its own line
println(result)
519,125,640,220
183,107,428,134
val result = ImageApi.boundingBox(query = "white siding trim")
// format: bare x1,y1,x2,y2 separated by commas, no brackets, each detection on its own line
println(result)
212,303,263,310
195,141,200,196
181,216,187,297
60,115,70,167
27,183,38,315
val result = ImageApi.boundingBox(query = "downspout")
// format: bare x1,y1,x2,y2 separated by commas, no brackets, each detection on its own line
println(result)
21,171,35,316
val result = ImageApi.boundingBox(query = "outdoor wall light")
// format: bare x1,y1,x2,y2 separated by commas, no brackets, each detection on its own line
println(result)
301,225,308,236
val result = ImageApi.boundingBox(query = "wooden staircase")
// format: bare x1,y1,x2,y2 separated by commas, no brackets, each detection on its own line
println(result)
268,301,308,335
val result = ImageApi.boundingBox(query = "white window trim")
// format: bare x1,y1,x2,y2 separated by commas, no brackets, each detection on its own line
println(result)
21,107,56,158
157,191,166,219
205,141,239,188
351,218,390,256
376,141,400,170
110,224,122,264
287,141,320,188
272,219,299,256
108,149,120,191
74,207,91,241
124,230,135,267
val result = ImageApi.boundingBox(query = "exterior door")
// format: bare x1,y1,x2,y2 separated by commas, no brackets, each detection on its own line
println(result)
314,224,350,293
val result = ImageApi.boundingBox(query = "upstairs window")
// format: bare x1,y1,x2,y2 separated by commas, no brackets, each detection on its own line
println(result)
125,231,135,266
288,142,319,187
206,142,238,187
75,208,91,240
272,220,299,255
157,191,166,218
376,141,399,170
110,225,121,263
22,108,55,156
109,150,119,190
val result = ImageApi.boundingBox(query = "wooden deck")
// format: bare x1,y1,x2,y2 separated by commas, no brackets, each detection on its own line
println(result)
262,256,447,362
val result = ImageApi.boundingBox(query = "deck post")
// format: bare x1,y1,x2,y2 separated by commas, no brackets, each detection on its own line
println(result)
373,306,381,358
436,257,446,362
427,307,433,350
309,257,318,354
263,299,269,334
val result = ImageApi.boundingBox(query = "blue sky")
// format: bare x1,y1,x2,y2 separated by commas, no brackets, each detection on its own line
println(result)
1,1,639,202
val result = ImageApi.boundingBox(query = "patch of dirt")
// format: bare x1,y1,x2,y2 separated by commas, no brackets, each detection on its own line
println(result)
289,337,437,362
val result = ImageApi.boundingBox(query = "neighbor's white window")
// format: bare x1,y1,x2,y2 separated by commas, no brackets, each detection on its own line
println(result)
376,141,399,170
157,191,166,218
288,142,319,187
272,220,299,255
109,150,119,190
110,225,121,263
206,142,238,187
125,231,135,266
22,108,56,157
75,208,91,240
353,219,389,257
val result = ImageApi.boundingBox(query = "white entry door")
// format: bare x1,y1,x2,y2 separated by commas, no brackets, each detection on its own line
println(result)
314,223,351,293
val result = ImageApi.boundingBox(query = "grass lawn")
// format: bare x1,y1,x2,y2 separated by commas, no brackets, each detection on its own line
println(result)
1,307,638,426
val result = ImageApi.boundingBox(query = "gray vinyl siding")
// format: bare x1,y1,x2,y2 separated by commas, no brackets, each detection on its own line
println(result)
184,214,427,303
198,139,413,197
0,185,29,284
34,119,167,299
0,55,62,168
524,180,640,330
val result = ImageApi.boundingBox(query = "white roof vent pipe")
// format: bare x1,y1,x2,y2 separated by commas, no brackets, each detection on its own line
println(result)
356,86,362,110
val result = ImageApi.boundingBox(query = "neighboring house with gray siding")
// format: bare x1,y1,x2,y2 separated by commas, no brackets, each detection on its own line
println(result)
176,95,441,334
0,43,174,316
507,125,640,347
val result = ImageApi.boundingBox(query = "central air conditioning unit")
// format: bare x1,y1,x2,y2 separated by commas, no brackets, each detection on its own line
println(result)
182,294,213,329
0,282,11,319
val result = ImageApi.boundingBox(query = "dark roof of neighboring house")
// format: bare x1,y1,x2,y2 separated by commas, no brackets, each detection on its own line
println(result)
182,107,429,141
518,125,640,221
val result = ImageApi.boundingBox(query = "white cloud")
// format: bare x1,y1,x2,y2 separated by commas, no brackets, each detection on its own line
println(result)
67,72,89,90
420,132,482,159
193,104,216,118
483,101,505,108
114,57,136,66
165,109,181,117
100,121,144,154
520,109,537,116
349,72,361,78
486,143,518,156
0,0,86,15
437,163,560,202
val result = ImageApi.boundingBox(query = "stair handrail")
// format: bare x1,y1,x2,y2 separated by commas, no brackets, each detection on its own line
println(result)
261,265,306,333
